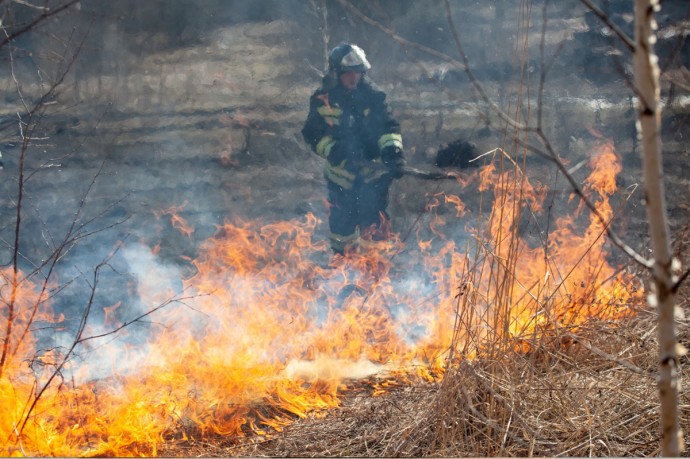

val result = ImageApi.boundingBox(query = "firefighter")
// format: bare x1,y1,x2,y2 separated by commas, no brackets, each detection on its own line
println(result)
301,42,405,255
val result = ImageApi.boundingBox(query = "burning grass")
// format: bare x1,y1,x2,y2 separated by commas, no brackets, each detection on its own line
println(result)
152,302,690,457
2,136,674,457
185,313,669,458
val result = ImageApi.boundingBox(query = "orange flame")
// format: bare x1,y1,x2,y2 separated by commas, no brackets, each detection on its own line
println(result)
461,140,637,353
154,201,195,239
0,140,642,456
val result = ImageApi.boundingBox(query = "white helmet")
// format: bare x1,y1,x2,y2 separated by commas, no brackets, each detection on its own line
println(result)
328,42,371,75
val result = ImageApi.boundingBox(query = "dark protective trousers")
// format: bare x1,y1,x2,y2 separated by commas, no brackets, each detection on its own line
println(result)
327,175,393,254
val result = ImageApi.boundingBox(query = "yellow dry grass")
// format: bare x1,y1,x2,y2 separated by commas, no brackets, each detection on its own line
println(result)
159,308,690,457
158,202,690,458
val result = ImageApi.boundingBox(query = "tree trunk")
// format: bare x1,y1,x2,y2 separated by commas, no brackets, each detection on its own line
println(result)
633,0,681,455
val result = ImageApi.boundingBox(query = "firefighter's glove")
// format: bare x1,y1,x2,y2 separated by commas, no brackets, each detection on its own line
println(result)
327,143,348,166
382,146,405,179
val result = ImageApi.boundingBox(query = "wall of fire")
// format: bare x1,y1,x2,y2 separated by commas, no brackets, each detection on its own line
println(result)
0,0,688,281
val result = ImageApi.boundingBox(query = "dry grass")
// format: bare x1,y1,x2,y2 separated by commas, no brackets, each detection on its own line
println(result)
157,229,690,457
157,376,439,457
415,316,668,457
158,310,690,457
158,161,690,458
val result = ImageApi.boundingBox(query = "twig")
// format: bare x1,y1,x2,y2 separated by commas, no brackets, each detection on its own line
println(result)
579,0,635,52
0,0,80,49
562,332,652,377
338,0,651,270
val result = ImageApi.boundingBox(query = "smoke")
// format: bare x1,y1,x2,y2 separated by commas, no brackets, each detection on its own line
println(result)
4,0,687,397
47,241,188,384
284,355,382,382
120,242,184,309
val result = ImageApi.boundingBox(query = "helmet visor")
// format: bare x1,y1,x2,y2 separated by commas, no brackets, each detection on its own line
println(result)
337,44,371,74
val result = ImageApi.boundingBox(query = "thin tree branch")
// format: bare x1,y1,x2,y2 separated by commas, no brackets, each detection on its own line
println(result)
76,292,208,344
444,0,650,268
671,264,690,294
579,0,635,52
0,0,80,50
0,26,92,376
336,0,530,133
337,0,651,269
18,254,104,434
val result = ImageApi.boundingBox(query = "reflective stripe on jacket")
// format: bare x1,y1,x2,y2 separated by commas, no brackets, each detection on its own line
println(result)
301,77,402,188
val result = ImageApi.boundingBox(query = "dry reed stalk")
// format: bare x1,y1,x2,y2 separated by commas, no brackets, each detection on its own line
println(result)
157,223,690,459
417,316,663,457
407,147,665,456
164,314,675,457
157,153,676,458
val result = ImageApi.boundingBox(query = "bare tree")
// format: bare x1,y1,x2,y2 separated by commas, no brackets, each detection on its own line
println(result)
633,0,680,455
335,0,687,454
579,0,683,453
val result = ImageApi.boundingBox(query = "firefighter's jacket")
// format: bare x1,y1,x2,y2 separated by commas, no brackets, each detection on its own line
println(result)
301,77,403,189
